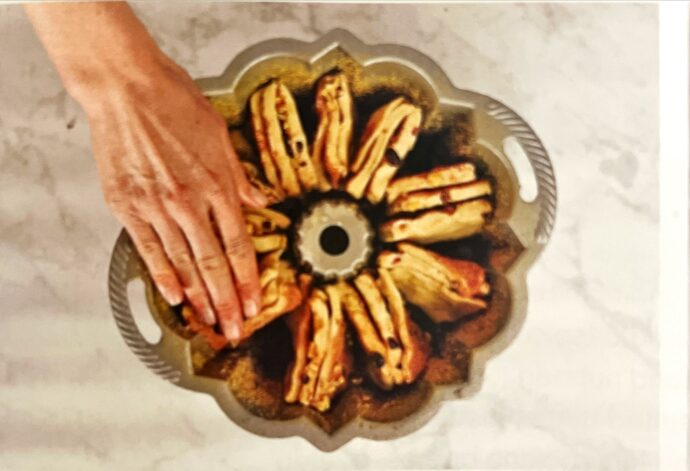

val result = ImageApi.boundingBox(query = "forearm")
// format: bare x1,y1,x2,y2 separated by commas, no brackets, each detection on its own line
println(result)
25,2,165,104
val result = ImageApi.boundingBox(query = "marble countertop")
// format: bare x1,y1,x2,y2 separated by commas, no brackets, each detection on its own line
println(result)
0,3,658,470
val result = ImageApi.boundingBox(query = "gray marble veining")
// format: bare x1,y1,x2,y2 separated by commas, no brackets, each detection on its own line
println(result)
0,3,658,470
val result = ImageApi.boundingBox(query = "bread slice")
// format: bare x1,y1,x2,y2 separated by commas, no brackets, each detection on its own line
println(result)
275,82,319,191
365,106,422,204
312,285,352,411
313,72,353,188
378,244,489,323
340,273,430,389
380,199,492,244
376,268,429,383
284,286,351,411
244,207,291,236
251,81,317,196
345,98,422,201
385,162,477,204
354,273,403,382
251,234,287,254
284,276,314,403
387,180,492,215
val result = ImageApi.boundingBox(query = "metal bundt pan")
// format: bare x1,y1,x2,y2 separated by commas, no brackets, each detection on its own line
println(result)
108,29,556,451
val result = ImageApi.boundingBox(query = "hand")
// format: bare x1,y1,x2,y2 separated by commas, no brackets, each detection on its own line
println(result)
24,2,267,343
87,56,267,343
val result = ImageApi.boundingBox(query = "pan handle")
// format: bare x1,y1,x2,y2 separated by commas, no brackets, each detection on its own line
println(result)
108,230,182,383
486,100,557,246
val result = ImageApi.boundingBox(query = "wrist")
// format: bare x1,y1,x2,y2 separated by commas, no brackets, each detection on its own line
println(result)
64,46,169,108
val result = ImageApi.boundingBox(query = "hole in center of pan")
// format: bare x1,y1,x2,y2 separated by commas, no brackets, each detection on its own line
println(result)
320,225,350,255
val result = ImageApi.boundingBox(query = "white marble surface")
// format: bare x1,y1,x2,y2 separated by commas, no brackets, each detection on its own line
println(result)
0,3,659,470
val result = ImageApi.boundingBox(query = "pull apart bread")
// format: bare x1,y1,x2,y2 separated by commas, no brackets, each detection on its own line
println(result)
312,72,354,190
250,80,318,197
338,272,430,390
244,207,290,254
346,97,423,203
182,207,301,348
378,243,490,323
284,285,352,412
380,163,493,244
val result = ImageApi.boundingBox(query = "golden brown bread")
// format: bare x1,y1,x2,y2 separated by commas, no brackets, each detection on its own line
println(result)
387,180,492,215
244,207,291,236
376,268,430,383
385,162,477,204
284,276,314,403
285,286,351,412
251,234,288,254
250,80,318,196
345,98,422,202
340,273,429,389
380,199,492,244
378,243,490,323
312,72,354,189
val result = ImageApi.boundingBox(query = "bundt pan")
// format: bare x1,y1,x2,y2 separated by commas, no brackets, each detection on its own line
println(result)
108,29,556,451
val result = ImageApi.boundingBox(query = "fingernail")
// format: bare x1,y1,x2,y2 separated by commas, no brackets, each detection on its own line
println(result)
225,322,242,344
161,287,183,306
203,306,216,325
244,299,259,318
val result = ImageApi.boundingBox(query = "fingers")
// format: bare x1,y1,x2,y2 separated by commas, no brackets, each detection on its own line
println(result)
222,132,268,209
172,202,244,343
121,216,184,307
209,192,263,324
147,210,216,326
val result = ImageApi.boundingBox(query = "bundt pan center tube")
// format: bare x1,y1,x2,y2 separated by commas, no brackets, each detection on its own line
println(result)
108,29,557,451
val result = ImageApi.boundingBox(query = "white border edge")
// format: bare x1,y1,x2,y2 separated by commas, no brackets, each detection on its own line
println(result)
659,3,689,470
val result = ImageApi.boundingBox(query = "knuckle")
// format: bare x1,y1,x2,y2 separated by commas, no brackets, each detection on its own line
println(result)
196,254,227,274
224,235,253,259
137,239,161,257
168,249,193,268
165,181,190,203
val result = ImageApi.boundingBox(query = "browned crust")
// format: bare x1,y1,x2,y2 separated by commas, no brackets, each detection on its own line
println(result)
377,245,489,323
313,73,353,188
387,180,492,215
276,82,319,191
377,268,429,383
385,162,477,204
251,234,288,254
380,198,492,245
365,106,422,204
284,276,314,403
244,207,291,236
345,98,421,200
